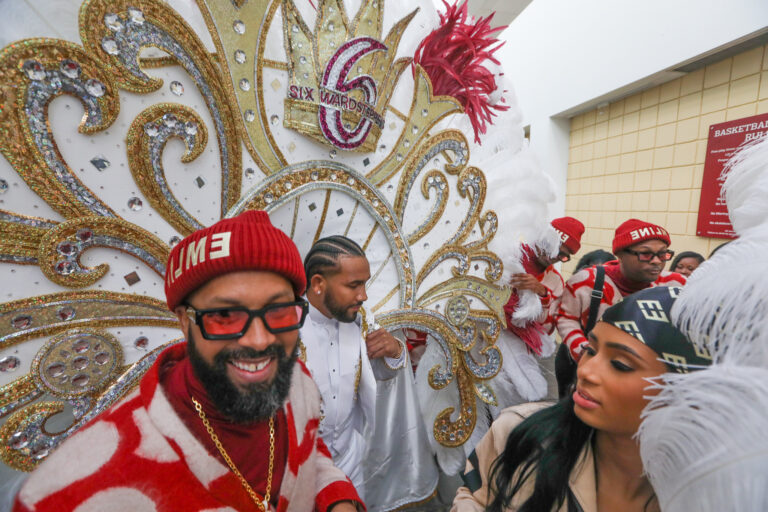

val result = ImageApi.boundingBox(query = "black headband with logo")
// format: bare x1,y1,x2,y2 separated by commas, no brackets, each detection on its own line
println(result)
600,286,712,373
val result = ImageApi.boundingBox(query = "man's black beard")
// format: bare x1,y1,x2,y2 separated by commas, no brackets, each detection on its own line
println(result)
187,331,296,423
324,291,361,323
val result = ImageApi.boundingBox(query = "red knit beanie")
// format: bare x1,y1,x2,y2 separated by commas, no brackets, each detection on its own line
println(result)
551,217,585,253
612,218,671,253
164,210,306,311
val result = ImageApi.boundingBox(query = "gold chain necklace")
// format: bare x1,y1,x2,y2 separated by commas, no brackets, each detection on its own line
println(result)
192,397,275,511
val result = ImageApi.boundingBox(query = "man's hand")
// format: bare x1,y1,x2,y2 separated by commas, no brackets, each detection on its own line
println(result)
365,328,403,360
509,273,547,297
329,501,360,512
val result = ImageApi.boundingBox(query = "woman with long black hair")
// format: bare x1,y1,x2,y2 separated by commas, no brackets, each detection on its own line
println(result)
452,286,711,512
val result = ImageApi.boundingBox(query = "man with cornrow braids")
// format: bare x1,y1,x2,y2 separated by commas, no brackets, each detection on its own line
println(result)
299,235,438,510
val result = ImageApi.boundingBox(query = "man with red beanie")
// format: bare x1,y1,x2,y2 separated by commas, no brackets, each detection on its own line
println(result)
507,216,585,339
555,218,685,394
14,210,363,512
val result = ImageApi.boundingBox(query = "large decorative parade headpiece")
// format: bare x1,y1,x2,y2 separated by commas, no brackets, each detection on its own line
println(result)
0,0,554,486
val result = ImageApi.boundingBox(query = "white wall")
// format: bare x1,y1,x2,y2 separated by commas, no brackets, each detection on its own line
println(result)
498,0,768,216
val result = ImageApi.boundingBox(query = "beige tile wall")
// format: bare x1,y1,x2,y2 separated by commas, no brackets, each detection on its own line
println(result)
562,43,768,278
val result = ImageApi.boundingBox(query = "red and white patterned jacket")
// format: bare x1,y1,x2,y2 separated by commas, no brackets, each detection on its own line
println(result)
538,267,565,336
556,263,686,359
14,343,361,512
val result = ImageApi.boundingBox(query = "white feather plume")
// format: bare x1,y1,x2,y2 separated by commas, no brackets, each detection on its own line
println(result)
483,141,556,324
638,366,768,512
642,136,768,512
671,136,768,367
490,330,549,404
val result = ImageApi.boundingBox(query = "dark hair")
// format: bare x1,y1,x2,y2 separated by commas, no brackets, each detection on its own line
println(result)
708,241,731,258
487,396,593,512
574,249,614,272
669,251,704,273
303,235,366,282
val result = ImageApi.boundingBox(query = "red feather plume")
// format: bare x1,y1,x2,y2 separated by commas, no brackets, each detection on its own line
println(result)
413,0,509,144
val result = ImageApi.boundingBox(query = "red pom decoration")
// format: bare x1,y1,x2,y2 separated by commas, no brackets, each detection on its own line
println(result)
413,0,509,144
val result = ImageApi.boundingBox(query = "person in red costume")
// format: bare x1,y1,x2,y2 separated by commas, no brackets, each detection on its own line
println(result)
503,217,585,355
13,211,363,512
555,218,685,396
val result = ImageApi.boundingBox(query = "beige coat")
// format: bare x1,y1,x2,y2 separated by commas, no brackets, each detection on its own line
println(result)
452,402,597,512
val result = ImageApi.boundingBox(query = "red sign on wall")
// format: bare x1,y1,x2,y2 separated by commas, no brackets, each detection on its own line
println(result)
697,112,768,238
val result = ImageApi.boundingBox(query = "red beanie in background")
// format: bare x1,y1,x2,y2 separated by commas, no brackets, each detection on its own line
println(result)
551,217,585,253
612,218,671,253
164,210,306,311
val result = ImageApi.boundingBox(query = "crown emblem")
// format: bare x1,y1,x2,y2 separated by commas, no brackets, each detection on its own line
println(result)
282,0,416,152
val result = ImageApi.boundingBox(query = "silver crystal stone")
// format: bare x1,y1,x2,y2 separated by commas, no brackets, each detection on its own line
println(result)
127,8,145,24
264,192,274,204
85,79,106,97
9,431,29,450
22,60,46,81
104,13,123,31
234,50,246,64
244,167,256,178
170,81,184,96
162,113,178,128
169,236,181,247
184,122,198,135
270,115,279,125
0,356,21,372
127,197,143,211
59,59,80,79
101,38,119,55
239,78,250,91
144,123,159,137
90,155,110,171
56,240,79,256
73,338,90,353
46,362,65,378
11,315,31,329
244,109,255,122
57,306,76,321
233,20,245,34
72,374,90,387
0,178,8,194
55,260,75,275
